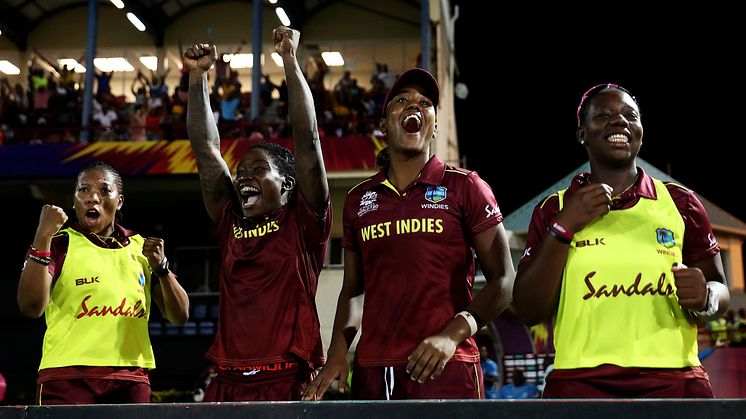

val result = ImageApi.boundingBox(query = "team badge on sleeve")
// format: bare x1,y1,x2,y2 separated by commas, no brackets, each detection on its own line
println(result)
656,228,675,248
425,186,447,203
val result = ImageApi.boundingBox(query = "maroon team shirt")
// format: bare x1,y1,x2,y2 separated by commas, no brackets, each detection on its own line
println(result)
207,190,331,369
518,167,720,272
343,155,503,367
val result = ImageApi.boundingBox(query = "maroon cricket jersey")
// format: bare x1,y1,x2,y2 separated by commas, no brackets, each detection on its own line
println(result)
518,167,720,272
207,190,331,368
343,155,503,367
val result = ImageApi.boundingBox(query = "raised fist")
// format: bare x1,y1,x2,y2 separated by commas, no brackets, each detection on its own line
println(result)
142,237,166,270
183,43,218,72
273,26,300,58
37,205,67,238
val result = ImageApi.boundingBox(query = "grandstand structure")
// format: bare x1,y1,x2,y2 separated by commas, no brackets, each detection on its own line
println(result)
0,0,466,404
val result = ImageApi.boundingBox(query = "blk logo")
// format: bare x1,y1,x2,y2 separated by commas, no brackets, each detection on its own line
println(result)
575,238,606,247
75,277,100,286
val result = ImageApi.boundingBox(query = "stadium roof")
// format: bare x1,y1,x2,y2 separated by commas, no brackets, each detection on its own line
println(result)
0,0,419,49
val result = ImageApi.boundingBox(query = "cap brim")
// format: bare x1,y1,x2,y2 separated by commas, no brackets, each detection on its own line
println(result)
381,68,439,116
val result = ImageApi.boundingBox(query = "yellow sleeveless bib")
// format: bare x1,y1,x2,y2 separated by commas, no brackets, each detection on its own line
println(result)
39,228,156,370
554,179,699,369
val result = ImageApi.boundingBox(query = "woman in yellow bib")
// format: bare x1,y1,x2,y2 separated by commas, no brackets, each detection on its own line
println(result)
513,84,730,398
17,161,190,404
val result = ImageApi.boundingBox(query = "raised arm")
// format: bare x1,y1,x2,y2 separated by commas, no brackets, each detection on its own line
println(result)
406,224,515,384
18,205,68,318
185,43,233,222
273,27,329,211
302,249,364,400
142,237,190,325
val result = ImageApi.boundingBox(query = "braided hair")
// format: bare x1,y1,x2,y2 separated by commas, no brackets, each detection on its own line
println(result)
75,161,124,223
576,83,639,127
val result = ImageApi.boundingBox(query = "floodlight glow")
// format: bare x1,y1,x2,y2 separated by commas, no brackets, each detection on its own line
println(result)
127,12,146,31
275,7,291,26
0,60,20,75
321,51,345,66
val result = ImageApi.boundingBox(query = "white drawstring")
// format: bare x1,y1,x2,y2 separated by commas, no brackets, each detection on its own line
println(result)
383,366,395,400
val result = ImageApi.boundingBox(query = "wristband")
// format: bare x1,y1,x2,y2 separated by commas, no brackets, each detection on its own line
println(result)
151,256,170,277
27,253,52,266
691,282,719,318
455,311,479,337
550,221,574,242
547,226,571,245
28,246,51,258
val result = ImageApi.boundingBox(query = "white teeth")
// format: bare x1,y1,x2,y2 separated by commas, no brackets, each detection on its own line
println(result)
403,114,421,125
607,134,628,143
240,185,259,194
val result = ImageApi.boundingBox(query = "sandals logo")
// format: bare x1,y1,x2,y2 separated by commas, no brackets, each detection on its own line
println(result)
656,228,675,248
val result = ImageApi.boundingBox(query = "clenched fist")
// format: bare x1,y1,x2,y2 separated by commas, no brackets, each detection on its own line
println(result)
142,237,166,271
36,205,68,239
183,43,218,73
273,26,300,58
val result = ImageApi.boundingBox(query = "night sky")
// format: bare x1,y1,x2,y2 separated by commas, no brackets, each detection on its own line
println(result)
452,1,746,224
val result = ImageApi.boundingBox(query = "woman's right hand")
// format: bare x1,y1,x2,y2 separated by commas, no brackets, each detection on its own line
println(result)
302,353,350,401
36,204,68,240
556,183,612,233
183,43,217,73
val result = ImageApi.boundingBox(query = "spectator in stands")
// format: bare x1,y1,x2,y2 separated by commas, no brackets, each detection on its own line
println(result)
212,43,243,94
219,70,242,123
93,67,113,100
512,83,730,398
497,369,538,399
91,101,118,141
733,308,746,347
17,161,189,404
480,345,499,399
184,25,330,401
303,67,514,400
128,103,149,142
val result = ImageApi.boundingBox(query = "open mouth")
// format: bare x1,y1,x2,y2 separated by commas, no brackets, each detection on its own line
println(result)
84,209,100,224
238,185,261,209
402,114,422,133
606,133,629,144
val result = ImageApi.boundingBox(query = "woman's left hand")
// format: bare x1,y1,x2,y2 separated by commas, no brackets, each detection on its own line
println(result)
406,334,457,383
672,263,708,311
142,237,166,270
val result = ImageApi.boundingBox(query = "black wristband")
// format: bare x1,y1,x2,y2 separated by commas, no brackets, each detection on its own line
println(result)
27,253,52,266
151,256,170,277
547,226,571,245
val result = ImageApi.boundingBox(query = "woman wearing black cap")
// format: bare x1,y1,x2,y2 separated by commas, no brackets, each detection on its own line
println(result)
512,83,729,398
303,68,515,400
